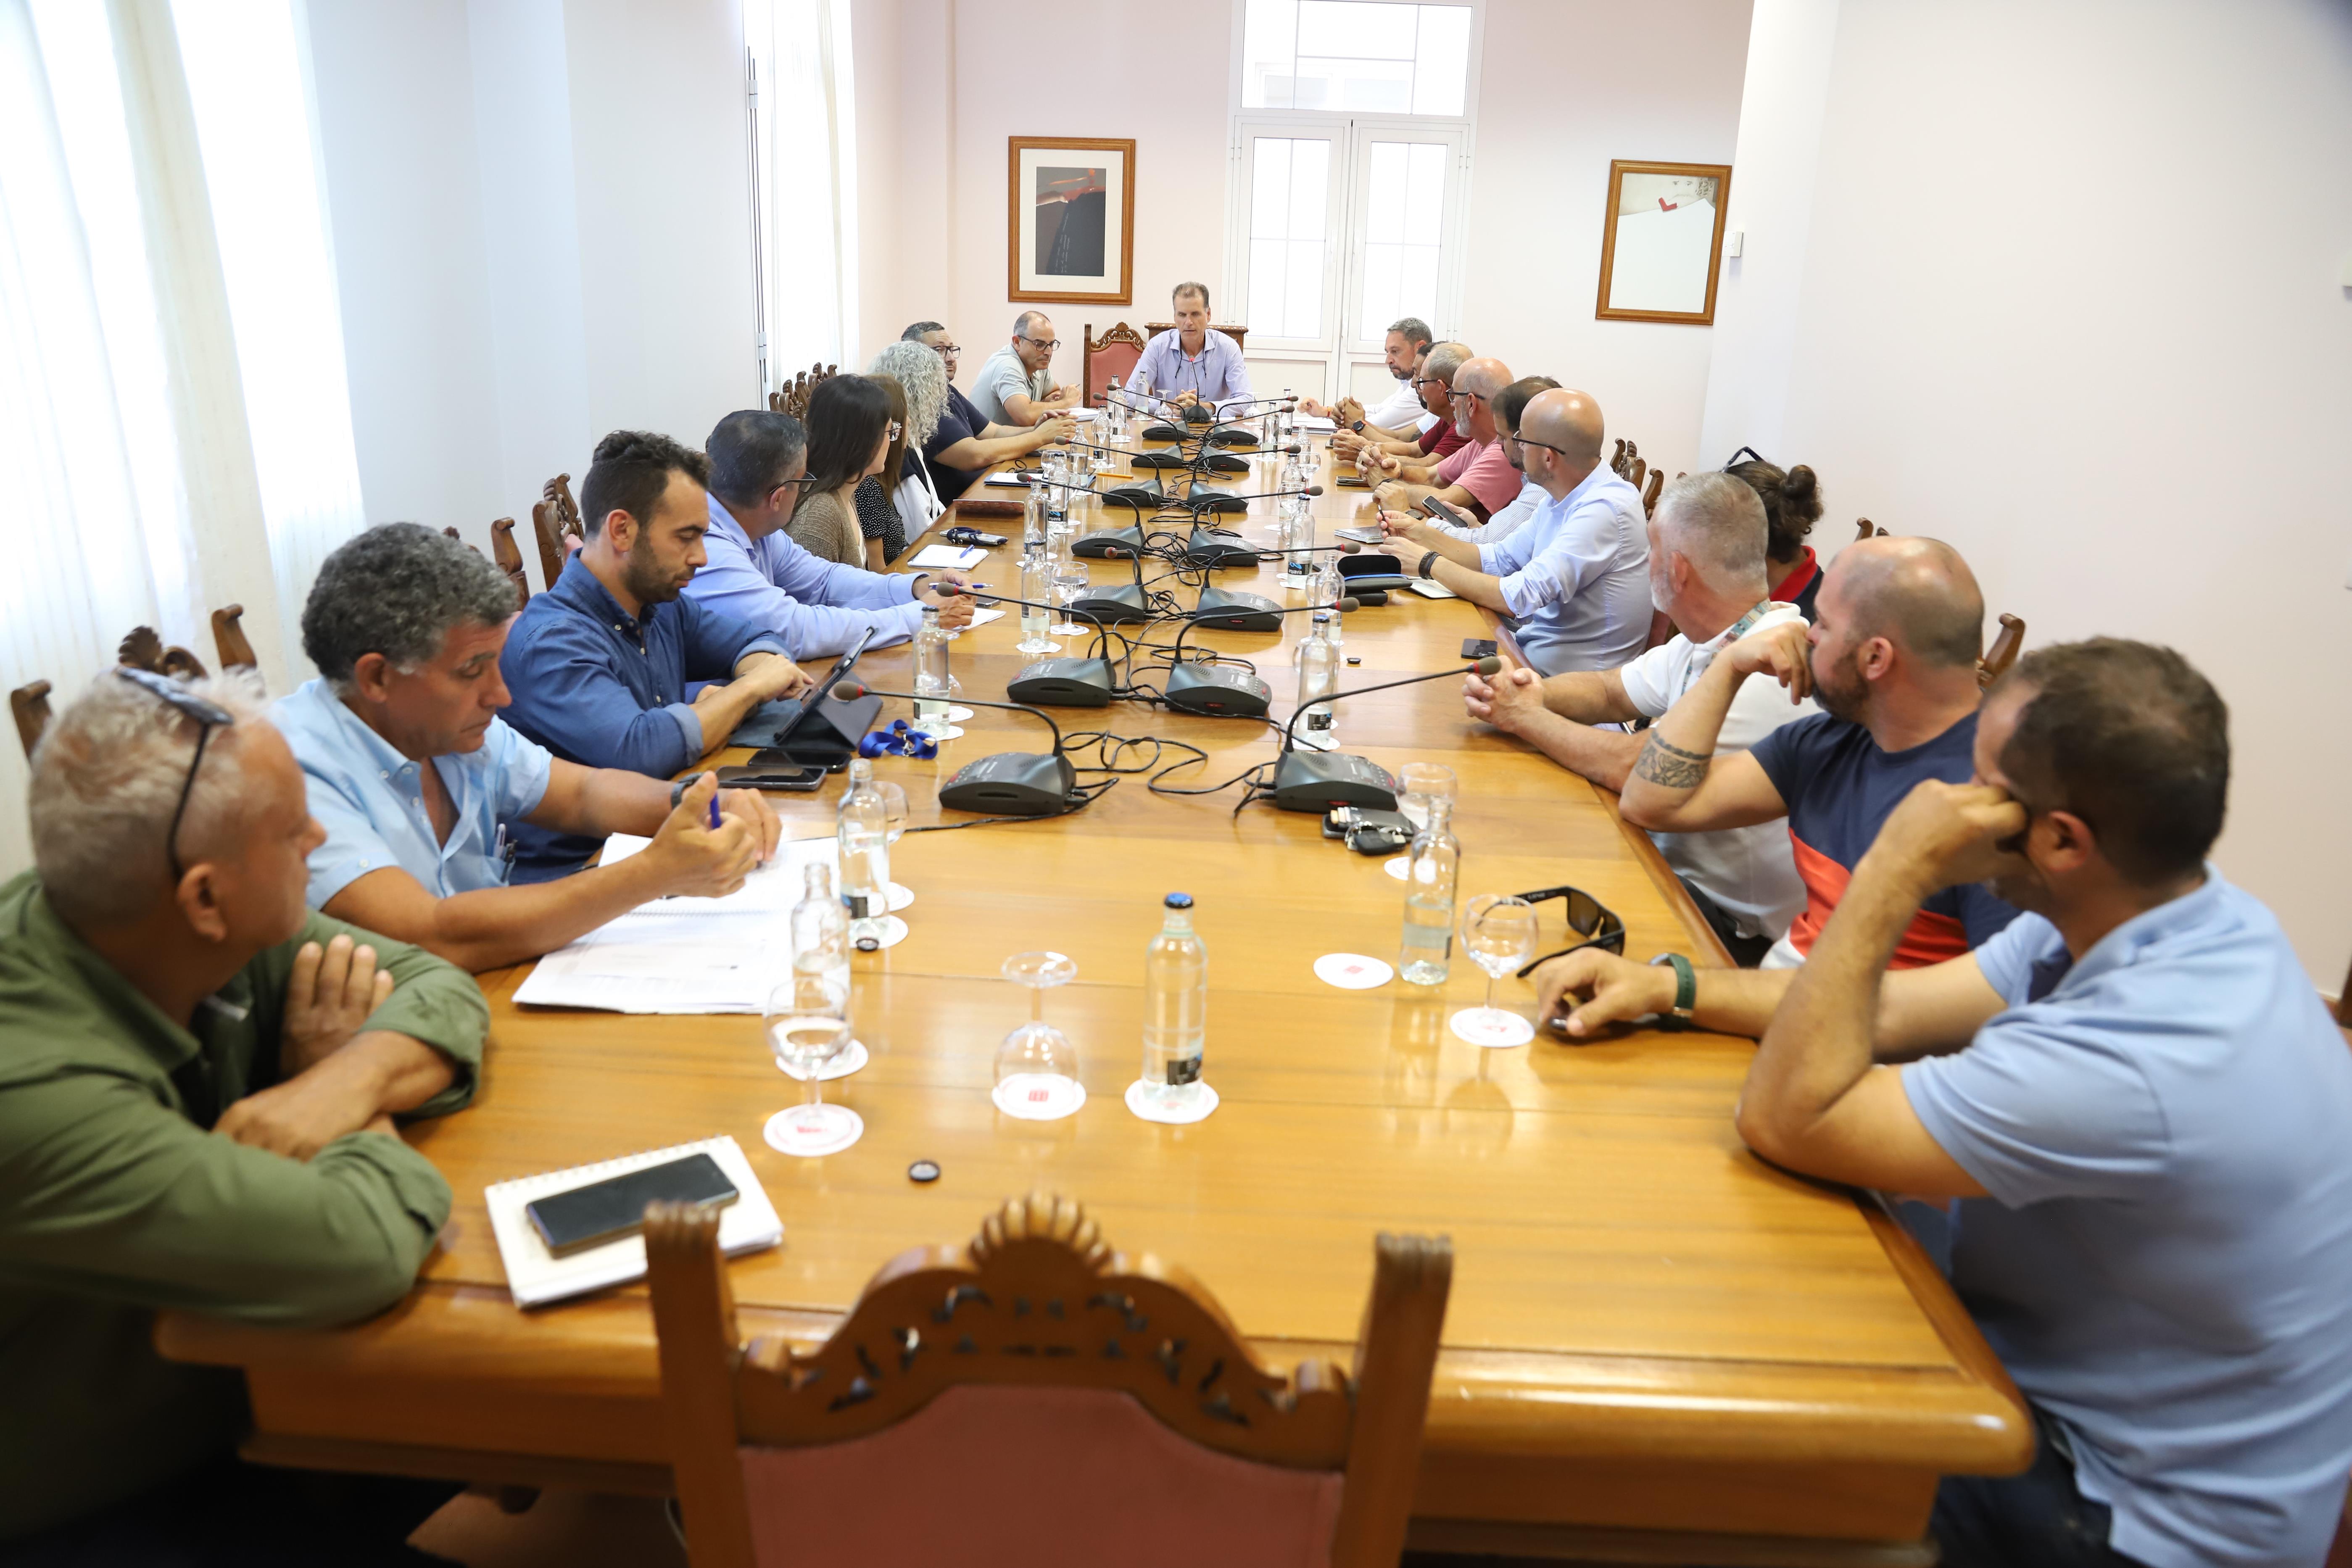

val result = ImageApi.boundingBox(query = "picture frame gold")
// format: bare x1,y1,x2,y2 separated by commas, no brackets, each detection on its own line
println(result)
1007,136,1136,306
1594,159,1733,326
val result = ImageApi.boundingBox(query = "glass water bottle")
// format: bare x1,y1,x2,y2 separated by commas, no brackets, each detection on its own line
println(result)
1399,797,1459,986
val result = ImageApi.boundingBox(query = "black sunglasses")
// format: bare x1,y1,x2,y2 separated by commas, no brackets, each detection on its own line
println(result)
1722,445,1768,469
113,667,234,886
1509,883,1627,976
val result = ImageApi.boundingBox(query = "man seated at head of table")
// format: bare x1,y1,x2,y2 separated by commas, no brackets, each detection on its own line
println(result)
1616,534,2017,968
1297,315,1437,436
1332,340,1470,468
499,430,809,882
274,524,780,973
1366,355,1524,522
902,320,1076,503
1419,374,1558,546
0,669,490,1559
683,408,978,658
1463,474,1814,963
1533,638,2352,1568
969,309,1081,427
1381,388,1651,675
1129,281,1253,417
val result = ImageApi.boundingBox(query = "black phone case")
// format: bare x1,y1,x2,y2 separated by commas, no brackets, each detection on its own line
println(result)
525,1152,739,1255
1461,638,1498,659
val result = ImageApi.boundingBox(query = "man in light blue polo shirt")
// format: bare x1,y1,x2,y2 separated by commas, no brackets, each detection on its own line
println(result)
274,524,781,972
969,310,1076,426
684,408,978,657
1530,637,2352,1568
1131,282,1255,417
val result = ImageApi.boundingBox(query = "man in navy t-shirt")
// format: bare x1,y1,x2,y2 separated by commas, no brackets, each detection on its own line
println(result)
901,322,1073,501
1535,638,2352,1568
1619,535,2016,966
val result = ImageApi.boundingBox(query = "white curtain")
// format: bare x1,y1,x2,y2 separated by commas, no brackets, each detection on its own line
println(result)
0,0,364,881
745,0,860,387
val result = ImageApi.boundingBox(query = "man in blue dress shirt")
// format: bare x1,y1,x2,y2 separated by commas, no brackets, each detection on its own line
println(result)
1531,638,2352,1568
274,524,781,969
684,409,978,656
1130,282,1255,416
501,430,812,881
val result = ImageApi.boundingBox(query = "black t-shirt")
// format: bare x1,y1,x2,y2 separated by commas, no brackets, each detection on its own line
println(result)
923,384,989,501
854,475,906,564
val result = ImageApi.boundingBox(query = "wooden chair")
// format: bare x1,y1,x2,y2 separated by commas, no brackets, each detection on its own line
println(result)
1856,517,1888,542
1082,321,1147,406
211,606,256,672
1609,438,1627,475
490,517,530,603
117,627,206,681
1978,612,2025,689
1144,322,1249,353
11,680,52,759
532,474,584,587
1641,467,1664,518
646,1192,1451,1568
766,362,838,423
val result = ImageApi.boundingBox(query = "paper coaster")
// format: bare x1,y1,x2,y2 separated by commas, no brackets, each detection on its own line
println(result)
946,706,975,722
778,1037,867,1082
1450,1008,1535,1048
1292,728,1339,753
763,1104,864,1157
1384,855,1410,880
886,882,914,912
1125,1078,1219,1124
991,1073,1087,1121
1314,953,1394,990
917,724,965,741
852,915,909,952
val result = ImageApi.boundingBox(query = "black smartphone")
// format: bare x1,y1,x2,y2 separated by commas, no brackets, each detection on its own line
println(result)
716,762,827,792
1421,496,1473,530
1461,637,1498,660
525,1152,739,1256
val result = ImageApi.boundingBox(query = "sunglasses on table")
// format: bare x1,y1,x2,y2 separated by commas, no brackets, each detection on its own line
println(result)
1508,883,1627,977
112,667,235,885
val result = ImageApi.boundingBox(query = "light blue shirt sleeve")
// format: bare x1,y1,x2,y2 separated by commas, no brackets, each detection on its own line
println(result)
299,771,403,910
482,718,554,825
1969,910,2060,1006
683,514,921,659
1480,494,1614,618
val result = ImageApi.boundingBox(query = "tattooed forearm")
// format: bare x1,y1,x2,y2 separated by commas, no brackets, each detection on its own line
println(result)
1632,731,1713,790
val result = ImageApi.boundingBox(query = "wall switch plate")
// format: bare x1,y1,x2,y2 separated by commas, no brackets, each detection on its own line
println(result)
1728,228,1745,258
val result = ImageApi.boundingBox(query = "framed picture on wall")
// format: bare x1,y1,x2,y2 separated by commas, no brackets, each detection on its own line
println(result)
1008,137,1136,305
1594,160,1733,325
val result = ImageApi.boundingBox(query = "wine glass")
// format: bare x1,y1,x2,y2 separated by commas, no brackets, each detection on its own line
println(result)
762,972,864,1154
875,780,914,912
1451,895,1539,1047
993,951,1084,1120
1049,541,1090,637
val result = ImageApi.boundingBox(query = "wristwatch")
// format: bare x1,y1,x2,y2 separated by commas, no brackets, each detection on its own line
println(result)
1417,551,1440,580
1350,419,1366,433
669,776,695,811
1648,953,1697,1031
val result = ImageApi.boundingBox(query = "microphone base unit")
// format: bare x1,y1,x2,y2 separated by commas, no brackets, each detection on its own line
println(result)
1183,483,1249,517
1187,586,1286,632
1197,452,1251,476
1140,424,1188,443
1006,657,1118,708
1071,525,1148,560
939,752,1080,817
1271,750,1400,813
1068,583,1155,625
1205,430,1258,449
1182,532,1265,570
1163,663,1273,719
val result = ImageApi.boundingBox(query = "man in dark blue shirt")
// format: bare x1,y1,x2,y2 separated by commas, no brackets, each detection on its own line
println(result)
500,430,812,880
902,321,1074,501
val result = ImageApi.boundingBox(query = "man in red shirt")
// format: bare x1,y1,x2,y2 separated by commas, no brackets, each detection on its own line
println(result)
1332,341,1469,468
1373,356,1522,521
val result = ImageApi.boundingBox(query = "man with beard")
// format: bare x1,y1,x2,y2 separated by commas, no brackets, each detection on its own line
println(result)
1299,316,1437,436
1530,640,2352,1568
274,524,781,970
1618,534,2016,966
499,430,812,881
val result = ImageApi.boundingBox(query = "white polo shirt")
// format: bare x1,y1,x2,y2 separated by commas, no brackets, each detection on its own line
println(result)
1615,602,1815,939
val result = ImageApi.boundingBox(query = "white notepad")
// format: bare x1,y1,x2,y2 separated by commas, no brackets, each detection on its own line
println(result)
908,543,987,568
484,1135,783,1308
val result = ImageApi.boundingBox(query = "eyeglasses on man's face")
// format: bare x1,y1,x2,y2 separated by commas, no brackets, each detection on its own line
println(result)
927,341,960,358
112,666,235,887
1019,335,1059,353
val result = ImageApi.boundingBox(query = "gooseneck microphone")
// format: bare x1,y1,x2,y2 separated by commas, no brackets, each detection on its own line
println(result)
1160,598,1361,719
961,591,1123,709
1266,656,1506,812
833,683,1079,817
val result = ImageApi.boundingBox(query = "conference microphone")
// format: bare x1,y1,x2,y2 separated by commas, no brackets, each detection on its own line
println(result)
1182,480,1324,529
1253,539,1363,556
1162,598,1359,719
960,590,1121,709
1267,656,1507,813
832,682,1078,817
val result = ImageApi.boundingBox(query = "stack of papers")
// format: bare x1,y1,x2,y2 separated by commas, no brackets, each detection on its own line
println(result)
514,835,838,1013
908,543,988,569
1295,415,1338,434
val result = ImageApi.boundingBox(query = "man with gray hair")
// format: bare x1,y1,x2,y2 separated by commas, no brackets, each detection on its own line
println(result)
273,523,781,972
1463,472,1817,958
0,667,488,1553
1333,340,1471,468
970,309,1079,427
1299,316,1435,434
1368,354,1521,520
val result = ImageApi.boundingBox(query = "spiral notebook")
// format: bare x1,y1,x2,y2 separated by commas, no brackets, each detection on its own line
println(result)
483,1135,783,1308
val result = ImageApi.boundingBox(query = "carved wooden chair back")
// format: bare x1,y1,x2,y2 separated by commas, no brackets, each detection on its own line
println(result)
1082,322,1147,407
1855,517,1888,543
1978,612,2025,690
489,517,530,603
532,474,584,587
768,362,838,423
1610,437,1627,475
1144,322,1250,354
11,680,53,760
1641,467,1664,518
647,1193,1451,1568
118,627,207,682
211,606,257,672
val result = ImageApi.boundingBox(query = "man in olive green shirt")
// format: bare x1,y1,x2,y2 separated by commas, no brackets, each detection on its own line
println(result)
0,668,489,1561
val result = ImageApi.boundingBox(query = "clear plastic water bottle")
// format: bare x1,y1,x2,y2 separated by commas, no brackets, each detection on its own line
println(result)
1294,609,1339,747
1042,448,1069,526
792,861,849,998
836,757,891,951
1023,481,1046,551
911,604,951,735
1107,376,1124,440
1140,891,1208,1112
1399,797,1458,986
1312,555,1346,653
1280,387,1294,443
1017,545,1055,652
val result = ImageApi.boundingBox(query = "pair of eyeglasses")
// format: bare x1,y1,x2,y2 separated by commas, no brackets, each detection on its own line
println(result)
113,667,235,885
1508,883,1627,977
928,342,960,357
772,474,823,497
886,420,905,442
1020,336,1060,353
1516,437,1573,460
1411,374,1450,391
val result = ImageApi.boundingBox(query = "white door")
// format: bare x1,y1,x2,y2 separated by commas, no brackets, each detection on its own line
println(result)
1226,117,1468,407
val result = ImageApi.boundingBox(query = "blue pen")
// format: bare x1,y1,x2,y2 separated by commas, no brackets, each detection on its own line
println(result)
707,774,721,831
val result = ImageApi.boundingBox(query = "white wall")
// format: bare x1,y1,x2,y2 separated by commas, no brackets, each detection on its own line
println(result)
1457,0,1751,479
1700,0,2352,984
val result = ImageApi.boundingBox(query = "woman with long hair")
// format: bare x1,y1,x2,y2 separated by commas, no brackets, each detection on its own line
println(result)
785,374,895,568
867,339,949,550
853,375,911,567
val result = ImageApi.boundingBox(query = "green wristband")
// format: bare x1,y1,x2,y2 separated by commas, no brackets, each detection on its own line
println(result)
1648,952,1697,1031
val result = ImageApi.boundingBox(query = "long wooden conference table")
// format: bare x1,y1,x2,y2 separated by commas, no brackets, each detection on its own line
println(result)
161,421,2028,1565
